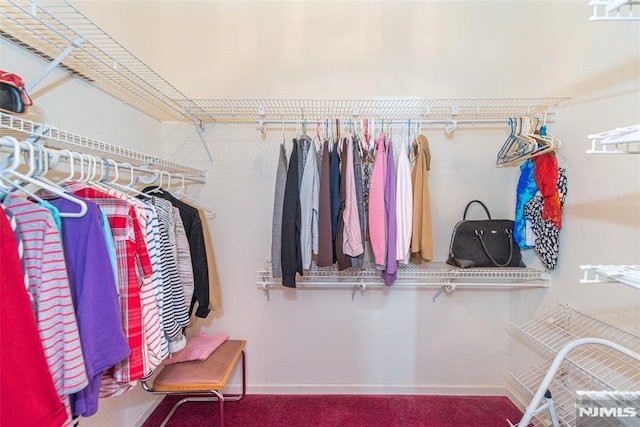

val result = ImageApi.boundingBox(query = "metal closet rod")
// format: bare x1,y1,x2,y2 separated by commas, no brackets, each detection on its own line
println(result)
256,115,556,135
0,137,205,185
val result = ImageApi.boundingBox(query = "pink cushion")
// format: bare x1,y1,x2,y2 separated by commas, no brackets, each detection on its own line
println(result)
164,334,228,366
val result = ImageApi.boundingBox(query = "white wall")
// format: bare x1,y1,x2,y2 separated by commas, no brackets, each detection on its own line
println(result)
3,1,639,426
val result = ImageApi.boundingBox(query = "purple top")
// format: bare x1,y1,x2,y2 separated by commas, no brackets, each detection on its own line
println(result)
47,196,130,417
382,140,398,286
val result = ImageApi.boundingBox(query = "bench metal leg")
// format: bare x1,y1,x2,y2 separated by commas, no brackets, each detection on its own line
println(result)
148,350,247,426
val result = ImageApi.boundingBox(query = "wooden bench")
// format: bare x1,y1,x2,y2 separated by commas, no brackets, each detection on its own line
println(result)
141,339,246,427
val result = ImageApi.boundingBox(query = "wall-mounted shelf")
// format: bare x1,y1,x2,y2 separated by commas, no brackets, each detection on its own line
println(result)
0,2,569,134
510,305,640,392
0,0,192,121
0,111,207,181
509,305,640,426
256,260,549,301
587,124,640,154
183,97,568,125
580,265,640,291
589,0,640,21
508,361,605,426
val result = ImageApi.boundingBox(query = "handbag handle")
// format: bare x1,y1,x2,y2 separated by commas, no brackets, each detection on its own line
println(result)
463,200,492,220
475,229,514,267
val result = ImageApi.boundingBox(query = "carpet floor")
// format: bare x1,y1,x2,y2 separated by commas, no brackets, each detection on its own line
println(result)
142,394,524,426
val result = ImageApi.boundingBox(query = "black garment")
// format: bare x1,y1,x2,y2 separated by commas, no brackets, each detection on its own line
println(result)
329,142,341,263
142,186,211,318
281,140,303,288
336,139,352,271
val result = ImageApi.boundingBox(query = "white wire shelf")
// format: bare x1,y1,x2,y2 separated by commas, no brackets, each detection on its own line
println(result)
510,305,640,392
580,265,640,291
0,111,207,180
587,125,640,154
0,0,191,121
256,260,549,300
589,0,640,21
183,97,569,124
509,361,606,426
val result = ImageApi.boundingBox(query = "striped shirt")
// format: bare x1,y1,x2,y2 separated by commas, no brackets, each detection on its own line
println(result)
3,194,88,417
153,198,189,351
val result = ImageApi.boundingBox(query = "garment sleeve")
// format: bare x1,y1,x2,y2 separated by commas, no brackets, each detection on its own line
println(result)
188,214,211,318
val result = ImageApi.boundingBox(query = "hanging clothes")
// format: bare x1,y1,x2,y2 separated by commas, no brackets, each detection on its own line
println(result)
141,186,211,319
410,134,433,262
382,139,398,286
300,139,320,270
44,195,130,418
342,135,364,258
352,136,366,268
514,159,537,249
336,138,353,271
149,197,189,353
533,152,562,229
172,206,196,314
197,206,222,313
369,133,387,266
0,205,69,427
271,143,288,277
329,141,341,263
395,137,413,264
281,139,303,287
62,182,148,394
2,194,88,419
317,141,333,267
524,167,567,269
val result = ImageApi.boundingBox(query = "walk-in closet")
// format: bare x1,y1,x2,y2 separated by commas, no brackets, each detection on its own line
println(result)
1,1,638,426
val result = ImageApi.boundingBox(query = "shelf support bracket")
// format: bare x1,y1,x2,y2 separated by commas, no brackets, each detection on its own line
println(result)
261,283,271,301
432,282,456,302
27,36,85,94
187,107,213,164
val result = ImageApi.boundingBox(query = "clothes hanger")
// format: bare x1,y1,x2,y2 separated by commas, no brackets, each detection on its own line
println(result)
0,136,87,217
173,173,216,219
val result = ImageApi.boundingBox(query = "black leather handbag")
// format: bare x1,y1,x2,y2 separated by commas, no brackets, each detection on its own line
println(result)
446,200,525,268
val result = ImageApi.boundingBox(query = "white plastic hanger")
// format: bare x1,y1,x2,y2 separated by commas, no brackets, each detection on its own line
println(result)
0,136,87,217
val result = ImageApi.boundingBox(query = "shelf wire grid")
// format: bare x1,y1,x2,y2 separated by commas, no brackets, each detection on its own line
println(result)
0,112,206,179
581,265,640,291
1,0,191,121
256,260,550,288
589,0,640,21
509,361,610,427
510,305,640,392
183,97,569,124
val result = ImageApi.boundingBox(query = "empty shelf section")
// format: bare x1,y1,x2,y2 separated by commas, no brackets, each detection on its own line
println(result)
184,97,569,124
510,305,640,392
581,265,640,291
